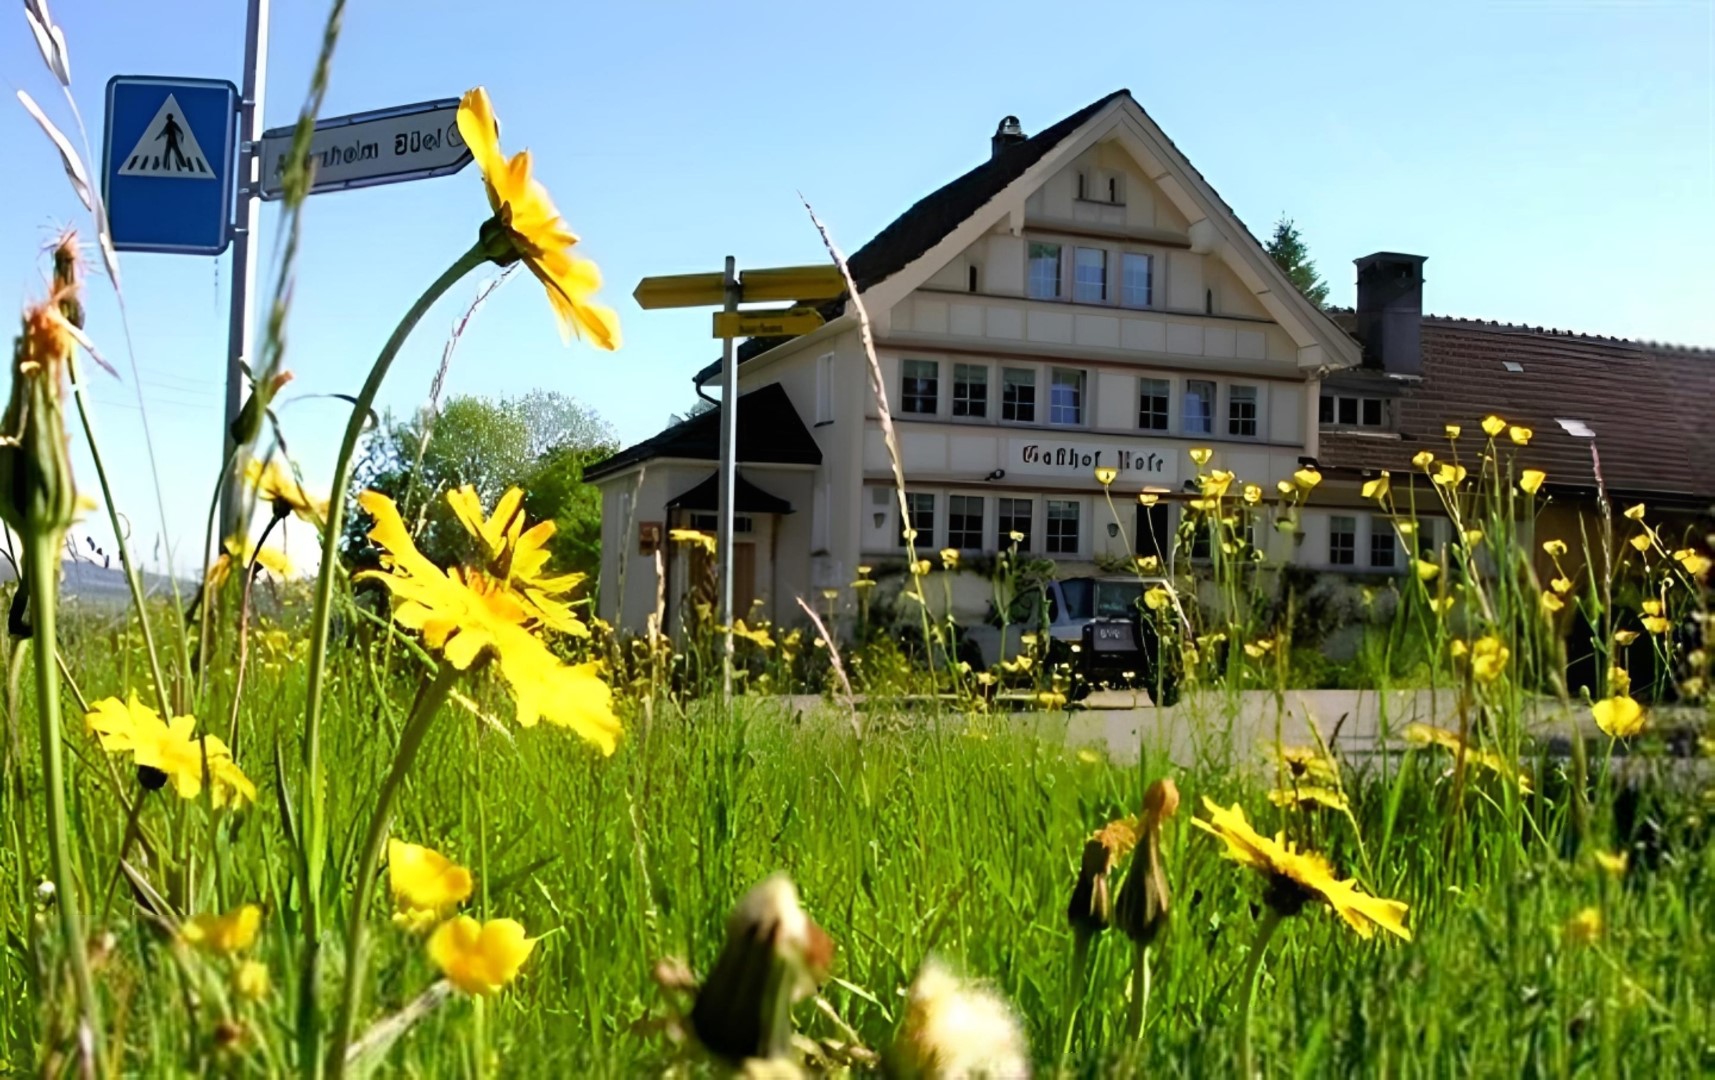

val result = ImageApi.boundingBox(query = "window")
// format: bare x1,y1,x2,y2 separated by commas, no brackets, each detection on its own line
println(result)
967,265,979,293
1329,515,1356,566
1138,377,1170,431
1049,368,1085,426
1107,176,1119,203
901,359,938,415
1121,253,1153,308
1320,394,1385,429
1184,380,1215,435
952,363,988,418
1136,502,1171,562
948,495,984,550
1074,247,1107,303
814,353,834,424
1002,367,1036,423
998,498,1032,552
1028,243,1062,299
1076,172,1088,200
1228,385,1258,438
1046,499,1080,555
900,493,934,548
1370,519,1397,569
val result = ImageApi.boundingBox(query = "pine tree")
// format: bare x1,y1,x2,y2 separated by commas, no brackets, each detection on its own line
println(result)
1265,216,1330,308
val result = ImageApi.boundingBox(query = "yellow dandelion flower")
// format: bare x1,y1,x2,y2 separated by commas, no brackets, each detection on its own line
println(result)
1509,425,1533,446
1191,798,1410,939
1411,450,1435,470
1361,473,1391,500
183,904,262,954
1292,467,1322,490
1481,415,1506,437
1273,744,1338,785
447,486,588,630
355,491,620,752
1404,723,1532,793
427,915,536,995
1268,785,1349,812
388,839,474,933
1519,469,1546,495
244,456,327,524
457,88,619,348
84,695,255,807
1189,447,1212,466
1093,465,1118,486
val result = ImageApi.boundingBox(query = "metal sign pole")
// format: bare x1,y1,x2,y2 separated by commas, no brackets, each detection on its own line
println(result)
717,254,739,700
219,0,269,541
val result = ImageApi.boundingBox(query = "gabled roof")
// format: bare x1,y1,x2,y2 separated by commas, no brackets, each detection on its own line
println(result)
1318,319,1715,501
665,471,795,514
584,382,821,482
696,90,1132,384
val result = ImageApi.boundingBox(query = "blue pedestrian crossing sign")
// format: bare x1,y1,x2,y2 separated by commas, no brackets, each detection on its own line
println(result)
103,76,238,255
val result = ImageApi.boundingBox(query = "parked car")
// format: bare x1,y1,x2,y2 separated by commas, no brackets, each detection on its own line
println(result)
964,575,1188,701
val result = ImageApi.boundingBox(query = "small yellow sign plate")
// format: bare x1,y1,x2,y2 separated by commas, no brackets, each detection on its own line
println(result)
712,306,825,339
737,264,847,303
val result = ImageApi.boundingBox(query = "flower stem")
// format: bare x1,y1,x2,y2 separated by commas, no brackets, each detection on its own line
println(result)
1237,908,1284,1080
327,661,460,1078
27,527,105,1067
295,242,485,1077
1125,940,1152,1041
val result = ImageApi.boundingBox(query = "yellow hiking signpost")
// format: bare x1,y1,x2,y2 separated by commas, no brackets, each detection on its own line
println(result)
632,261,846,698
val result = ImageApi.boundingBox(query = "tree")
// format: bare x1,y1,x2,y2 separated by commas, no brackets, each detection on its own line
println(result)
1265,216,1330,308
346,391,617,580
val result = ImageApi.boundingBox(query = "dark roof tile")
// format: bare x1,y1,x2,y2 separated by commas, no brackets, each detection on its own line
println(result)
584,383,821,481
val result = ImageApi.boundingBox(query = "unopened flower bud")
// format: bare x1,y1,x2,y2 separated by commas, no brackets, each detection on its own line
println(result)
1115,778,1179,946
0,299,80,539
1066,837,1114,940
691,874,834,1066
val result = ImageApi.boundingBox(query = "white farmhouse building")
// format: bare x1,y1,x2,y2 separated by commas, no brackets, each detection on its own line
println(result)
588,89,1366,634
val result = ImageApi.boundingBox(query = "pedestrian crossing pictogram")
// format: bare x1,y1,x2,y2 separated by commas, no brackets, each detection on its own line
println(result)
117,93,216,178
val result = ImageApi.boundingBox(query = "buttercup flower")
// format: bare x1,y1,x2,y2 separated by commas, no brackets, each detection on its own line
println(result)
1143,585,1172,612
1468,635,1510,683
1564,907,1602,946
1405,723,1532,792
1509,425,1533,446
1192,798,1409,939
183,904,262,954
1268,785,1348,811
1444,424,1462,440
939,547,960,570
1093,465,1118,486
731,620,776,649
910,559,932,577
1433,462,1467,487
244,456,326,524
1481,415,1506,437
1202,470,1235,498
1551,576,1572,595
1519,469,1546,495
1613,629,1639,646
1189,447,1212,466
457,88,619,348
1641,615,1671,635
427,916,536,995
206,535,294,590
1543,539,1568,558
1594,851,1629,877
1623,503,1646,521
1412,450,1435,469
1415,559,1441,582
1362,473,1390,500
1292,467,1322,490
389,839,474,933
234,960,271,1001
1591,694,1645,738
1540,592,1565,615
355,491,619,751
668,527,715,555
1629,534,1653,553
1137,492,1159,507
1672,548,1712,577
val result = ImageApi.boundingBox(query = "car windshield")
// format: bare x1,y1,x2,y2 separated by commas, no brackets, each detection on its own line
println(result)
1059,579,1094,621
1093,580,1144,618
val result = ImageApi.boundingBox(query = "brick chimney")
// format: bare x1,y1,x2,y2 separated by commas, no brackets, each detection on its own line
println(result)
991,115,1026,159
1354,252,1427,375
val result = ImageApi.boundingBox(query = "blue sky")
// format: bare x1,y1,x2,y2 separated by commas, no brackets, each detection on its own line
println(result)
3,1,1711,573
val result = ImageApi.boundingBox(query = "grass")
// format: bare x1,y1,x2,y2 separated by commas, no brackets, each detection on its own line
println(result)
3,620,1711,1075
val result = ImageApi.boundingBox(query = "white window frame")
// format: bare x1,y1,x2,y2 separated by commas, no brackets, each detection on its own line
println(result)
946,493,986,551
900,358,939,416
1138,375,1172,432
951,362,989,419
1045,498,1082,556
1027,242,1063,300
1227,384,1260,439
1048,367,1088,427
1074,247,1108,303
1120,251,1155,309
